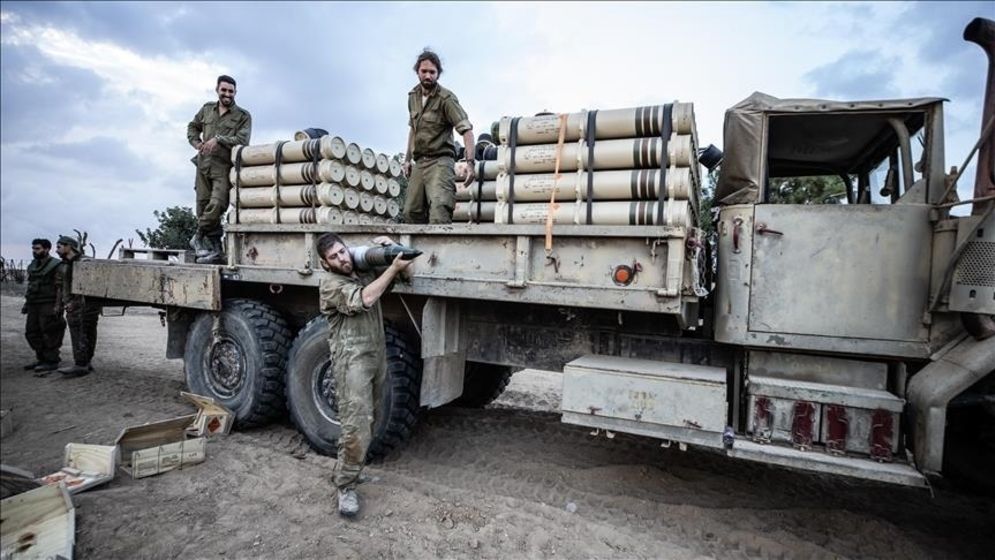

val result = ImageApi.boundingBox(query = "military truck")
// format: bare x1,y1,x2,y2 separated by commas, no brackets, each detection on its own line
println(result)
75,18,994,486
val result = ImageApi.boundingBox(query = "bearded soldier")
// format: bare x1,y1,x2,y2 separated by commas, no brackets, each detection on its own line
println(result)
402,49,476,224
22,238,65,375
316,233,415,517
187,75,252,264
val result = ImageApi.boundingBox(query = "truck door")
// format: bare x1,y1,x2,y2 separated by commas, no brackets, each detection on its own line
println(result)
747,203,932,352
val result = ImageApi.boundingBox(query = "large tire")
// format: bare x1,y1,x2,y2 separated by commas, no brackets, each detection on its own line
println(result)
184,299,291,428
285,317,422,460
453,362,514,408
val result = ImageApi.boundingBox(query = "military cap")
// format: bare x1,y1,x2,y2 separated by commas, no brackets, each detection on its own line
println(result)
57,235,80,249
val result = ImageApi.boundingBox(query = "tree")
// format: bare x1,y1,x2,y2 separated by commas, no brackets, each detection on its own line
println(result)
136,206,198,249
699,168,719,237
767,175,848,205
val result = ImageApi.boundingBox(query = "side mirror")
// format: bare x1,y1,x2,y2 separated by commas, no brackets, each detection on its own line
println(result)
697,144,724,171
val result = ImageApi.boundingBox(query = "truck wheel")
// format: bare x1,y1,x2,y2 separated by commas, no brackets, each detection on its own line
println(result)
453,362,514,408
184,299,291,428
286,317,422,460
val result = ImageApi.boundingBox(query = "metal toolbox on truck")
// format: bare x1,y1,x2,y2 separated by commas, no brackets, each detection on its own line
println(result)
561,355,728,449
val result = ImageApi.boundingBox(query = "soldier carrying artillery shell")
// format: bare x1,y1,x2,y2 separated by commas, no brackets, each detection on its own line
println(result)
187,75,252,264
402,49,476,224
315,233,417,517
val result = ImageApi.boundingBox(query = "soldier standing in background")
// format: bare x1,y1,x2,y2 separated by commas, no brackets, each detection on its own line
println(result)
22,238,65,375
402,49,476,224
54,236,100,378
187,75,252,264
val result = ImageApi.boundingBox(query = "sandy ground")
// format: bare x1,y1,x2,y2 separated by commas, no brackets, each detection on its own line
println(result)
1,293,994,559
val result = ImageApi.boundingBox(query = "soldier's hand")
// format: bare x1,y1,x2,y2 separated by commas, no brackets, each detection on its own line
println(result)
389,252,415,273
402,161,412,178
462,163,476,188
199,138,219,155
371,236,396,247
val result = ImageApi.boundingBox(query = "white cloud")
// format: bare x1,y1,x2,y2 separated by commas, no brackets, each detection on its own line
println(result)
1,21,235,120
0,2,989,260
0,17,258,260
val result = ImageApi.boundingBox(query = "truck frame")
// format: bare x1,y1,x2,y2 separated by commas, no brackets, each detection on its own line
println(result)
74,18,995,488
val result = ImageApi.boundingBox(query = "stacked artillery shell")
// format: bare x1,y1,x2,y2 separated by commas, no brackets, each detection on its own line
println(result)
456,103,702,228
228,134,402,225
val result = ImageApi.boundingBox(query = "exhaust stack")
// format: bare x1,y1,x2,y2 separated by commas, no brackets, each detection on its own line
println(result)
964,17,995,213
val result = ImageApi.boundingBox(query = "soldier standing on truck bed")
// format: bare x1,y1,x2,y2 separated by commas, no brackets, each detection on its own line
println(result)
315,232,415,517
187,75,252,265
402,49,476,224
22,238,66,376
54,236,100,378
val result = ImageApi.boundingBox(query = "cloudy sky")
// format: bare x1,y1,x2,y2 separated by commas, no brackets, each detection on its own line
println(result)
1,1,991,261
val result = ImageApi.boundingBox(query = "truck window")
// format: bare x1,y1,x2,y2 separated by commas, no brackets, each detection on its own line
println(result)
763,111,928,205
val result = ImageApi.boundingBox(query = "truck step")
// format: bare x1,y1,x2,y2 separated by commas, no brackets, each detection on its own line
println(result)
728,440,927,487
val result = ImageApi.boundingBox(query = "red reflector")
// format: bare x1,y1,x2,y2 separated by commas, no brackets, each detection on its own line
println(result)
791,401,816,450
752,397,772,443
870,409,894,462
825,404,848,455
612,265,634,286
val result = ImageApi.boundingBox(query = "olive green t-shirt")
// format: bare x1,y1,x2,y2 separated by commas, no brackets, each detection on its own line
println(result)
408,84,471,161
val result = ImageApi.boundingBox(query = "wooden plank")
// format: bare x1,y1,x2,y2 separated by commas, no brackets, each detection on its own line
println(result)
73,260,220,310
115,414,198,465
0,482,75,560
181,392,234,437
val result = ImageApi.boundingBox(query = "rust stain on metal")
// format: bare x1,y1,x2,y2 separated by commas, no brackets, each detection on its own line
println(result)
683,419,702,429
588,406,601,415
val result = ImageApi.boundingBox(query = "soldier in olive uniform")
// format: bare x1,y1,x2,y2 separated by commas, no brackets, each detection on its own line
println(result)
22,238,65,375
402,49,476,224
187,75,252,264
316,232,416,517
54,236,101,378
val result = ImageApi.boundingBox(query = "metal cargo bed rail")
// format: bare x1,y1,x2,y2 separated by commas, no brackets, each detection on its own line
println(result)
224,223,702,326
73,259,222,310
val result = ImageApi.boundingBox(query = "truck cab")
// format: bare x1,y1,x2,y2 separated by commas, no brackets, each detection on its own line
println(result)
712,92,993,481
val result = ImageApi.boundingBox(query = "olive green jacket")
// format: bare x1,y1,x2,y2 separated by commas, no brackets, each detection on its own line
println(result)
408,84,471,161
25,255,60,305
187,101,252,168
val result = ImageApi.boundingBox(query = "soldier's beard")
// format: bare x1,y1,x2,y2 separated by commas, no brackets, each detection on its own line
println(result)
420,79,436,90
220,96,233,106
327,260,353,275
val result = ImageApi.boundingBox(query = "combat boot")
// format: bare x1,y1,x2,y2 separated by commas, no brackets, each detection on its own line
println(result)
196,233,225,265
337,489,360,517
58,364,91,378
32,362,60,377
189,232,210,258
23,361,40,371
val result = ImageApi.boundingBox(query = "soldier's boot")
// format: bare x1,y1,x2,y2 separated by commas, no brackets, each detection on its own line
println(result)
23,361,40,371
337,489,360,517
190,232,210,258
58,364,91,378
33,362,60,377
196,235,225,265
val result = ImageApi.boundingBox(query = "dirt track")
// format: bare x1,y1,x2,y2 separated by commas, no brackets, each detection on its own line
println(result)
1,294,993,559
